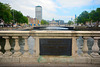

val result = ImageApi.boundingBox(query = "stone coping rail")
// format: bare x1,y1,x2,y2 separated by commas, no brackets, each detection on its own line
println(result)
0,30,100,34
32,31,100,33
0,31,100,37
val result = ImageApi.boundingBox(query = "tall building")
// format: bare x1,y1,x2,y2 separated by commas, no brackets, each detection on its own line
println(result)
35,6,42,23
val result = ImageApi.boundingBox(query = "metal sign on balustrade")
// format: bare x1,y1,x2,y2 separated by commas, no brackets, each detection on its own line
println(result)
39,39,72,56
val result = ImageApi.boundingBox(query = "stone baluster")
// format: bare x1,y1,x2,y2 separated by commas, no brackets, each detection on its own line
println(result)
12,37,21,57
3,37,12,56
0,44,3,57
22,36,30,57
82,37,90,57
91,37,100,58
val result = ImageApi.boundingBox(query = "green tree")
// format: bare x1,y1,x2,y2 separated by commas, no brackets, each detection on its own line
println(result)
89,10,97,22
11,9,28,24
76,8,100,27
67,20,74,25
77,11,89,25
96,8,100,21
95,8,100,27
11,9,23,23
41,20,49,25
0,2,28,24
21,16,28,24
89,8,100,27
0,2,12,23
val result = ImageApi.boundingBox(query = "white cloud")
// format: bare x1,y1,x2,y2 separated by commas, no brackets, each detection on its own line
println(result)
56,0,92,8
43,10,75,22
0,0,35,17
0,0,59,18
1,0,99,22
94,0,100,5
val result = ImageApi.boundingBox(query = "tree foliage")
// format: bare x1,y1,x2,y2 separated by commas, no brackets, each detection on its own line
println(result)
76,8,100,27
89,8,100,27
41,20,49,25
77,11,89,24
67,20,74,25
96,8,100,22
11,9,28,24
89,10,97,22
22,16,28,24
0,2,12,23
0,2,28,24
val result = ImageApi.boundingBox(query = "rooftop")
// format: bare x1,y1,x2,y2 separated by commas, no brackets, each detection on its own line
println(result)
36,6,42,7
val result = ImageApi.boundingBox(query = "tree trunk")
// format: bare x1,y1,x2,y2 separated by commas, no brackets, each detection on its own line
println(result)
96,21,99,27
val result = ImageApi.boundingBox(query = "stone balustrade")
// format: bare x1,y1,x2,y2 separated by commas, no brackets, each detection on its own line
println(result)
0,31,100,64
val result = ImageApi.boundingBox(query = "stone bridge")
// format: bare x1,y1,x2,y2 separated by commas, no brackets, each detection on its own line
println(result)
0,30,100,65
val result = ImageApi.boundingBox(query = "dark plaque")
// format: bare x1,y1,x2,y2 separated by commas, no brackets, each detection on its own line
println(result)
39,39,72,56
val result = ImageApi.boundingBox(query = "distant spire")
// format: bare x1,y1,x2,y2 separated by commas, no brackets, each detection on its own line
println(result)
71,18,73,20
52,18,54,21
75,14,77,19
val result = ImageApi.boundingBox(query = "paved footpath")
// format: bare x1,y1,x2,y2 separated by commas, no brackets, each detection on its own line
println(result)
0,63,100,67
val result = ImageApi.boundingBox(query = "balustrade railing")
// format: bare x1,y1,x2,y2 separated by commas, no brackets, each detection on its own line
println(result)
0,31,100,63
91,37,100,57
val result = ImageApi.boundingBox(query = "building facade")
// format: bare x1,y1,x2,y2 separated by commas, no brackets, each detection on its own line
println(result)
55,20,64,25
35,6,42,23
27,16,39,26
27,16,34,26
49,18,58,26
33,18,40,26
49,18,65,26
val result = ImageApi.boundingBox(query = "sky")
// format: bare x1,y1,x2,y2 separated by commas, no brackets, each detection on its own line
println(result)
0,0,100,22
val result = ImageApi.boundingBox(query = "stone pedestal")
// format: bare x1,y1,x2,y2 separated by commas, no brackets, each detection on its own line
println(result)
20,56,38,63
91,58,100,64
37,56,91,64
0,56,12,63
74,57,91,64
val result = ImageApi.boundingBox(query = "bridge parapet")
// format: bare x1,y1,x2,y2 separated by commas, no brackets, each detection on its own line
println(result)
0,31,100,64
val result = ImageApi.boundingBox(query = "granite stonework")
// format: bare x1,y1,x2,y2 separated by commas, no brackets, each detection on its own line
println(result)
0,31,100,65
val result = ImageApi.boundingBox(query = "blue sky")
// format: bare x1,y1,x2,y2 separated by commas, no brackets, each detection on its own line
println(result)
0,0,100,22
